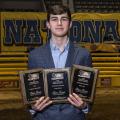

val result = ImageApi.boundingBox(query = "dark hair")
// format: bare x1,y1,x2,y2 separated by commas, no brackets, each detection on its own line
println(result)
47,5,71,21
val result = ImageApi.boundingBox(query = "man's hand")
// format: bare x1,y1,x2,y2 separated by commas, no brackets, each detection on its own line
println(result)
32,96,53,111
68,93,87,109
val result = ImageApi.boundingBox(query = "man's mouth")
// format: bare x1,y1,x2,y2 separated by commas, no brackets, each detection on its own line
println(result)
55,28,63,30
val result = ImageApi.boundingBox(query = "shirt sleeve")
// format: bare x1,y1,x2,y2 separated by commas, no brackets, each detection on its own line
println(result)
82,102,93,114
82,104,89,113
29,109,37,116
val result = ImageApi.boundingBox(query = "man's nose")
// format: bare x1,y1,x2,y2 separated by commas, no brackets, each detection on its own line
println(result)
57,19,62,25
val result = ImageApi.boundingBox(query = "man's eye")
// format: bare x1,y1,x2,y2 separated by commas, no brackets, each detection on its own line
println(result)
62,18,69,21
50,17,69,22
51,18,58,21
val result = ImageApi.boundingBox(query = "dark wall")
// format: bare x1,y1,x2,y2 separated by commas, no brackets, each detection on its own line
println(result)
0,1,46,11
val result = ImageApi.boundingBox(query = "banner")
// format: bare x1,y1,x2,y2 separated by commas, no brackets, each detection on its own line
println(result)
72,13,120,52
0,12,120,52
1,12,47,52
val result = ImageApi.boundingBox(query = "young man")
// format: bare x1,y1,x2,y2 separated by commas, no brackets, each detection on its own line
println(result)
28,5,92,120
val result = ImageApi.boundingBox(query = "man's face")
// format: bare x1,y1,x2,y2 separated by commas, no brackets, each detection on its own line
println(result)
46,13,72,37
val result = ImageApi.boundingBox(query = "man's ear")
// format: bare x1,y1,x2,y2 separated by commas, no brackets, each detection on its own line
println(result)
46,21,50,29
69,21,72,28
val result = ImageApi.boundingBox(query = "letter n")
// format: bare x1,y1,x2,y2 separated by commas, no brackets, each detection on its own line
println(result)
4,20,22,45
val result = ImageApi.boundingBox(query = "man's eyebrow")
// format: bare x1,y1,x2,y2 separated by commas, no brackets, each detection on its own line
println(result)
50,16,69,19
61,16,69,18
50,16,58,19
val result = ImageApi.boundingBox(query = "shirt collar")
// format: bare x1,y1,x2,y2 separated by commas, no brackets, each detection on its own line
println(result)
50,38,69,51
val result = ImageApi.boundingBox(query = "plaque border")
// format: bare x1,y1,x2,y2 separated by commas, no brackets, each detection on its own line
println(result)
19,68,44,105
71,64,99,103
44,68,71,103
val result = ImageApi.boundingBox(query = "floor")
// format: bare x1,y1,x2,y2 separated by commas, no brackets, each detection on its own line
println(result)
0,87,120,120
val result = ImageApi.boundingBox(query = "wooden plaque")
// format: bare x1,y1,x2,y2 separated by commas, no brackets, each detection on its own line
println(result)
44,68,71,103
19,69,45,104
71,65,99,102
